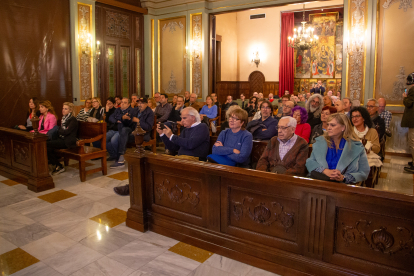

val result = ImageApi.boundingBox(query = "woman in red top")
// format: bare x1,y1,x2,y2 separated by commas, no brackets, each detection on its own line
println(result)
291,106,311,143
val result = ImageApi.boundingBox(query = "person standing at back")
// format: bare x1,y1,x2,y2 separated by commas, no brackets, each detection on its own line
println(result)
402,73,414,173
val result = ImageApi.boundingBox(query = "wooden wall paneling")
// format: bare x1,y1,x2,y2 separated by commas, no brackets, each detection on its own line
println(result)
215,81,278,102
96,3,144,100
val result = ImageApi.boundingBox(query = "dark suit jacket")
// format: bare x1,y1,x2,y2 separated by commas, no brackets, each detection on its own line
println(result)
310,86,325,95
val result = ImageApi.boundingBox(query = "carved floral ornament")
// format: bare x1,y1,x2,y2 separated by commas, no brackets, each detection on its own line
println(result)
14,145,29,162
232,196,295,232
341,219,414,256
162,21,184,33
155,179,200,207
383,0,412,12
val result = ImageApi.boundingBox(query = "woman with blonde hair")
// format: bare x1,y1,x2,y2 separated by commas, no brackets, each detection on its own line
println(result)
76,98,92,121
147,98,157,112
306,113,369,183
88,97,104,122
220,105,241,131
30,100,57,137
46,102,78,175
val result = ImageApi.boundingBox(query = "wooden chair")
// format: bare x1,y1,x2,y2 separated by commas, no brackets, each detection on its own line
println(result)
142,115,157,153
209,107,222,136
57,122,107,182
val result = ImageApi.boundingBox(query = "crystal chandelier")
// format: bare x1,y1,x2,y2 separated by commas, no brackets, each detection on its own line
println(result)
288,5,318,51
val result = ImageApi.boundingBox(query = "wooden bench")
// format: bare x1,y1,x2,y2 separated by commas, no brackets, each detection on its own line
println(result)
57,121,107,182
142,115,157,153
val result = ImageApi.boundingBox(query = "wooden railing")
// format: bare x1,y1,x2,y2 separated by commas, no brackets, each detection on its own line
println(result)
125,145,414,276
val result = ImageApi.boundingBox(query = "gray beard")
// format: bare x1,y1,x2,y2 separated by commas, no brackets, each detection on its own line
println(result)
309,105,318,113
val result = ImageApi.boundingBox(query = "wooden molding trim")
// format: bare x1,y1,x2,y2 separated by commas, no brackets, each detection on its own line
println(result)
95,0,148,14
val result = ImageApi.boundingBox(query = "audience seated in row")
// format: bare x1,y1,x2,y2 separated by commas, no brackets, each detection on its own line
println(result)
246,100,278,140
306,113,370,183
256,117,308,175
291,106,311,143
16,97,41,131
310,106,337,144
306,94,324,130
208,109,253,167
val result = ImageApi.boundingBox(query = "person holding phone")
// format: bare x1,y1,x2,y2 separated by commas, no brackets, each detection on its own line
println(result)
402,73,414,173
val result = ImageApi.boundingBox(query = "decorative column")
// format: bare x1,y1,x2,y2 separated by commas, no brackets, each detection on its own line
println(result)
345,0,367,103
191,13,202,97
78,3,94,101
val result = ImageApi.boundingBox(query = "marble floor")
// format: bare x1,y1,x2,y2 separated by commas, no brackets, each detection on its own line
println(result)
0,151,412,276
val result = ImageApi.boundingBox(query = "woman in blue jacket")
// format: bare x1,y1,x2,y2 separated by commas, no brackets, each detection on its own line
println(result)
208,109,253,167
306,113,369,183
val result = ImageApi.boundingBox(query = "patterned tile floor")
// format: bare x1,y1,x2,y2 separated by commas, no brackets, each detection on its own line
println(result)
0,152,412,276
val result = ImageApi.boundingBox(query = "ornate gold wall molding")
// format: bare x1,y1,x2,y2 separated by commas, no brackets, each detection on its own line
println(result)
346,0,367,103
191,13,202,97
78,3,93,101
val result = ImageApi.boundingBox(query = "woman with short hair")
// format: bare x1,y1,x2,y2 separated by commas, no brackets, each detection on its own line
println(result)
88,97,104,122
350,106,380,154
208,109,253,167
76,98,92,121
30,100,57,136
310,106,337,144
47,102,78,175
306,113,369,183
17,97,41,131
220,105,241,131
291,106,311,143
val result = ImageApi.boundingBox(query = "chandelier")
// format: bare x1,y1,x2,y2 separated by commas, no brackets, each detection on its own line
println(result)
288,5,318,51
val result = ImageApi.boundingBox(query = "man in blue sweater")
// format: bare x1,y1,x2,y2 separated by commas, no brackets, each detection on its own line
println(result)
110,97,154,168
157,107,210,161
246,100,278,141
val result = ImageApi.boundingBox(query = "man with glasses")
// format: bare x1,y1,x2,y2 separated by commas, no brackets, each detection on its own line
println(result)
246,100,278,140
256,116,308,175
277,95,290,115
184,91,190,105
366,98,386,141
305,93,324,130
222,95,238,111
276,100,294,119
186,92,202,111
378,98,392,137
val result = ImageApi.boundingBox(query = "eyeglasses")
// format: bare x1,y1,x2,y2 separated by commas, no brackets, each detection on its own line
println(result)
282,105,292,108
92,101,98,103
278,126,291,131
311,100,320,104
229,116,241,121
351,115,362,119
366,105,376,109
261,106,271,110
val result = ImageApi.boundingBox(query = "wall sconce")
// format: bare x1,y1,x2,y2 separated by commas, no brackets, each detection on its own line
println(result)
78,33,101,61
344,29,364,56
251,50,260,67
184,39,200,62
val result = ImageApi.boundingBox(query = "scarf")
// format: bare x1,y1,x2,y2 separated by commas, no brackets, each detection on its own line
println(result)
61,113,72,129
354,125,369,139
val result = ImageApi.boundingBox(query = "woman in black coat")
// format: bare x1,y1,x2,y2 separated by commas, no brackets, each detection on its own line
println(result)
47,102,78,175
88,97,104,121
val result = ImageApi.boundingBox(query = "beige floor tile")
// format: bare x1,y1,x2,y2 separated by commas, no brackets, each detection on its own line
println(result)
21,232,77,260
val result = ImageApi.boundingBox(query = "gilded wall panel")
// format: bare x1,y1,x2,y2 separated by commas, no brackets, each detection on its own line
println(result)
375,0,414,105
191,14,202,97
159,17,186,98
78,3,93,101
346,0,367,103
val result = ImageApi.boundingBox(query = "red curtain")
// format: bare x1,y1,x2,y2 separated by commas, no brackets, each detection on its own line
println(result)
279,13,294,97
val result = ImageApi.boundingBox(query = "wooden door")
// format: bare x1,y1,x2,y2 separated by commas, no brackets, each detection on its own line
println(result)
96,3,144,100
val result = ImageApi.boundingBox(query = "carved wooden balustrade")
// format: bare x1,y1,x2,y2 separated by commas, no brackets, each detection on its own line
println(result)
125,150,414,276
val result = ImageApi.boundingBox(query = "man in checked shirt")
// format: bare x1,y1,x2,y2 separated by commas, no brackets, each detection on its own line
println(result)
378,98,392,137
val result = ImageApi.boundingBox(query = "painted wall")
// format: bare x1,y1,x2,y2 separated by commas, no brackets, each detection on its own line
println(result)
215,0,343,82
216,13,239,81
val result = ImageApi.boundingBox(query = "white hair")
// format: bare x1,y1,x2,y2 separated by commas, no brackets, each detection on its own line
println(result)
367,98,379,107
280,116,297,128
181,107,201,123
